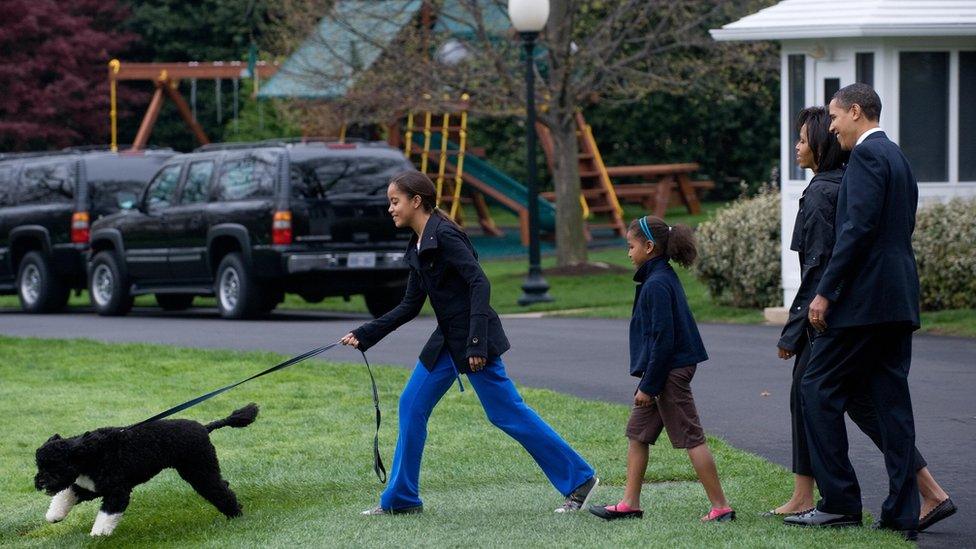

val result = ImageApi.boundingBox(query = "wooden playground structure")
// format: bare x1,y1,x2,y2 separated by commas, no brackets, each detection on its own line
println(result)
108,59,280,151
107,60,713,246
390,101,713,244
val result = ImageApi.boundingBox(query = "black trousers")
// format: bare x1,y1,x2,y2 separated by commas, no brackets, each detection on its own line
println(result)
790,337,927,477
800,323,919,529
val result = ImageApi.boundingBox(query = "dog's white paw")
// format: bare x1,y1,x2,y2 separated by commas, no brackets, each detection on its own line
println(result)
90,511,122,536
46,488,78,523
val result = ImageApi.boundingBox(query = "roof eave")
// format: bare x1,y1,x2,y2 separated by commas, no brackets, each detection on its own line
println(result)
711,25,976,41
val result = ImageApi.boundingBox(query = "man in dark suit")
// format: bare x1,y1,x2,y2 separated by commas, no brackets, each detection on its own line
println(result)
784,84,921,539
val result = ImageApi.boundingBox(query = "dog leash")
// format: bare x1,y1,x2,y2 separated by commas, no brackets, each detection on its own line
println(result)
127,341,387,484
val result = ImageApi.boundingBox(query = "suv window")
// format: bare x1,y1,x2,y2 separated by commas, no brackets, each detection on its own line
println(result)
145,164,182,212
216,153,276,201
17,161,74,205
0,165,14,206
182,160,214,204
87,155,173,214
291,155,410,198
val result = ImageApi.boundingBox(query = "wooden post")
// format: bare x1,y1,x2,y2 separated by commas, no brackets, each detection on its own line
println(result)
654,176,674,218
675,173,702,215
132,83,166,151
162,79,211,146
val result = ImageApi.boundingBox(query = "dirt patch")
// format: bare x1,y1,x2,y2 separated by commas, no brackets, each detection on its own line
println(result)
543,261,632,277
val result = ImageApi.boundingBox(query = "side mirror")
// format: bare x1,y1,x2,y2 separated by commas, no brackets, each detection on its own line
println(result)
117,191,137,211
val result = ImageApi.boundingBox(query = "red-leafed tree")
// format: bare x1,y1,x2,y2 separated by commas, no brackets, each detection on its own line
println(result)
0,0,138,151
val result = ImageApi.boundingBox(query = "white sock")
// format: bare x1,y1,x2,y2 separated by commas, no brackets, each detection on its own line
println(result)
90,510,123,536
46,487,79,522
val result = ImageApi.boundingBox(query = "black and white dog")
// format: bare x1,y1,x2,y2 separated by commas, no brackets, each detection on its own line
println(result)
34,403,258,536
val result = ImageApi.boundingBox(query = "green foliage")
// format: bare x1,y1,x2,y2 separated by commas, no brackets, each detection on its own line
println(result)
588,90,779,200
221,82,301,142
914,198,976,310
695,188,781,308
124,0,267,62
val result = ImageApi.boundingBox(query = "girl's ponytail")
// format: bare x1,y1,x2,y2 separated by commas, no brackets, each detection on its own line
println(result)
665,223,697,268
628,215,698,268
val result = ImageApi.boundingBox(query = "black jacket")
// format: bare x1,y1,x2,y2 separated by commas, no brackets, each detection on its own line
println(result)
815,131,921,329
351,214,510,373
778,168,843,351
630,256,708,396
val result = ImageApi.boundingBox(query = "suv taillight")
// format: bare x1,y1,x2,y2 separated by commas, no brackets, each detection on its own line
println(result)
272,210,292,245
71,212,90,244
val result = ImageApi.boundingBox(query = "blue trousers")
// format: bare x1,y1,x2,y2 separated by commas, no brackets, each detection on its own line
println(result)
379,351,595,510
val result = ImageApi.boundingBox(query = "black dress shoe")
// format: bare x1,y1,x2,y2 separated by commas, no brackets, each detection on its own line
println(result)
872,520,918,541
918,497,957,532
783,508,862,528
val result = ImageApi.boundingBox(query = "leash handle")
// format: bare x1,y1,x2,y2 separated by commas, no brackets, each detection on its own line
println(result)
360,350,387,484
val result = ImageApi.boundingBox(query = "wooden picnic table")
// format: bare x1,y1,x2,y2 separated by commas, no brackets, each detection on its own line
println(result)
605,162,713,218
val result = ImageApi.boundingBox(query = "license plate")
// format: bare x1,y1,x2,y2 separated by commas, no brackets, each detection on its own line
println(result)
347,252,376,268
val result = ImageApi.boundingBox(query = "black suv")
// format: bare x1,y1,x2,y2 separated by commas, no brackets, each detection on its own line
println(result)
0,149,174,312
88,140,415,319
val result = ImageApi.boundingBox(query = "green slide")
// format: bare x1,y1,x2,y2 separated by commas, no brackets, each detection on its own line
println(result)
418,132,556,230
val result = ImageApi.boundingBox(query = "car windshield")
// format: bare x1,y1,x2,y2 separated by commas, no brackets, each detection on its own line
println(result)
291,155,409,198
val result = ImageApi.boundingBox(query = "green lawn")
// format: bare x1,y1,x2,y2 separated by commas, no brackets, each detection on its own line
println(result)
0,337,907,548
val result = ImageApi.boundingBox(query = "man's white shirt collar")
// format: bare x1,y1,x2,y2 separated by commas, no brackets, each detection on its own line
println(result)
855,127,883,147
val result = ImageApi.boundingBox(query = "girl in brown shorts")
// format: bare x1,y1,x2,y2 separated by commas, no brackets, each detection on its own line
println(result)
589,216,734,523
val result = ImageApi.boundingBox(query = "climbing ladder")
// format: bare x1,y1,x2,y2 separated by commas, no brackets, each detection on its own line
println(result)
537,112,627,239
402,94,502,236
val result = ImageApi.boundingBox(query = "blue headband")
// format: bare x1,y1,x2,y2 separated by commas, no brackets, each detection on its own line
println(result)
638,216,654,243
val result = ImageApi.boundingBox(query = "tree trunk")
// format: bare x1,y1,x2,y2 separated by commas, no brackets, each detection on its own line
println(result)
548,112,588,267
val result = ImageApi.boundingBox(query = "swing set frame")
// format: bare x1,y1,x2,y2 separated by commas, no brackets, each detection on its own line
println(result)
108,59,279,151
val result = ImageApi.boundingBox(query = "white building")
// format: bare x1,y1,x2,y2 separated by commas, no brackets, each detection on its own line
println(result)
711,0,976,307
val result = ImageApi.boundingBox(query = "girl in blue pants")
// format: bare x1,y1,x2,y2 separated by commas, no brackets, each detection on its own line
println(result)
341,171,597,515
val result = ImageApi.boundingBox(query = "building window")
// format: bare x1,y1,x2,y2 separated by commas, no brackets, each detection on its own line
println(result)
900,52,949,182
960,51,976,181
824,78,840,102
856,53,875,87
788,54,805,180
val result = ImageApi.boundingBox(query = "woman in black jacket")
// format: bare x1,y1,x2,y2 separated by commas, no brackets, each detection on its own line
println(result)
341,171,597,516
768,108,952,530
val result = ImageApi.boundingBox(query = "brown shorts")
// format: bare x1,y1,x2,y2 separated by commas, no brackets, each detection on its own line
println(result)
626,365,706,449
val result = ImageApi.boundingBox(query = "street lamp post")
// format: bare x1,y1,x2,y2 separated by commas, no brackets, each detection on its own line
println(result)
509,0,553,306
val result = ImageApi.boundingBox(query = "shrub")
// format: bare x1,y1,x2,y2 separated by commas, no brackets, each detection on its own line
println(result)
694,188,781,308
914,198,976,310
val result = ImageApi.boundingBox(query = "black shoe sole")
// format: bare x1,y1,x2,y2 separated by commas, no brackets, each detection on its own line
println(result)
785,519,862,528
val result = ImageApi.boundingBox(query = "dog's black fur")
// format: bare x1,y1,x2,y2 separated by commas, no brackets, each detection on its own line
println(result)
34,403,258,534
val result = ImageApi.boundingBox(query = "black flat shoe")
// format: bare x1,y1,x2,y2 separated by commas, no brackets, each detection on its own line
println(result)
872,520,918,541
918,497,957,532
760,507,814,517
589,504,644,521
783,508,862,528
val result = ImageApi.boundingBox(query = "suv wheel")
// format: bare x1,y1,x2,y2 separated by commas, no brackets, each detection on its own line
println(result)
364,285,407,318
156,294,195,311
89,251,133,316
215,253,265,319
17,251,70,313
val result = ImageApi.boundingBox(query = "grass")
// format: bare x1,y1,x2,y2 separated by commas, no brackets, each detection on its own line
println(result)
0,336,908,548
